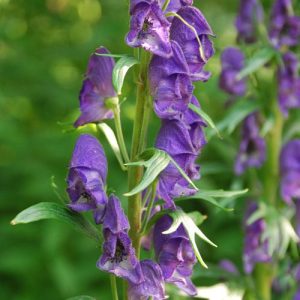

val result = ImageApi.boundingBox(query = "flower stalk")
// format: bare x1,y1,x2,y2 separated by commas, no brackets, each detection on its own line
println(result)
110,274,119,300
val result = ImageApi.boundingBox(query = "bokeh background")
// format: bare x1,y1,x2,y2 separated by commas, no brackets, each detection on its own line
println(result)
0,0,282,299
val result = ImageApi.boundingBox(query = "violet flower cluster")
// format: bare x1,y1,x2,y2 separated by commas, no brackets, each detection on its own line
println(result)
64,0,216,298
126,0,215,297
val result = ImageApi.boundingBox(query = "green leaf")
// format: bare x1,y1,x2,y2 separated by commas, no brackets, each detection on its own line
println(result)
176,189,247,212
236,47,277,80
11,202,101,242
124,149,170,196
163,209,217,268
98,123,125,171
216,100,261,135
112,56,139,95
188,103,222,138
187,211,207,226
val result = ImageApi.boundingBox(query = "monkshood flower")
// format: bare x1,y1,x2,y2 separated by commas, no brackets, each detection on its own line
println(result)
153,215,197,296
243,202,272,274
97,194,143,284
170,6,215,81
235,0,263,44
278,52,300,116
128,260,165,300
235,113,266,175
280,139,300,204
159,0,192,17
155,98,206,206
269,0,300,48
219,47,246,96
74,47,117,127
126,0,172,58
149,41,193,119
67,134,108,224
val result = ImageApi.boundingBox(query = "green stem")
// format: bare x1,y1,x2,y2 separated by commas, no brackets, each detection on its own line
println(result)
113,105,130,164
127,48,151,261
110,275,119,300
254,99,283,300
140,180,157,235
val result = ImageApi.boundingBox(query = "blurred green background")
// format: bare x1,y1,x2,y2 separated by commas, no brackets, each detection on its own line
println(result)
0,0,278,299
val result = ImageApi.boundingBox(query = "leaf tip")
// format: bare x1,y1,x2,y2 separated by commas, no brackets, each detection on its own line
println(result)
10,219,17,225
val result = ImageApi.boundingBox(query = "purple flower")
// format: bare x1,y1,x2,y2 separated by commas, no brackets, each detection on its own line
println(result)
126,0,172,58
67,134,108,224
243,202,272,274
235,0,264,44
128,260,166,300
159,0,192,17
278,52,300,116
219,47,247,96
280,139,300,204
235,113,266,175
97,195,143,284
155,98,206,206
269,0,300,48
74,47,116,127
153,215,197,296
219,260,239,275
149,41,193,119
296,201,300,239
170,6,215,81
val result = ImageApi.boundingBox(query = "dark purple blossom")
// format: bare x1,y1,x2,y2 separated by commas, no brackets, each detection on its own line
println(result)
280,139,300,204
74,47,116,127
159,0,192,17
278,52,300,116
170,6,215,81
126,0,172,58
235,0,264,44
97,195,143,284
153,215,197,296
155,97,206,206
219,47,247,96
128,260,165,300
235,113,266,175
243,202,272,274
67,134,108,223
269,0,300,48
149,41,193,119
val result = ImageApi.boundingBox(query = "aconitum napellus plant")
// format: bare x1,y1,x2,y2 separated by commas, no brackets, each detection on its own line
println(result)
11,0,244,299
218,0,300,299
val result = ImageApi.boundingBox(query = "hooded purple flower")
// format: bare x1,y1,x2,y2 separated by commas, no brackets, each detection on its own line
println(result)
280,139,300,204
235,113,266,175
97,195,143,284
128,260,166,300
149,41,193,119
278,52,300,116
170,6,215,81
159,0,192,16
67,134,108,224
155,97,206,206
153,215,197,296
126,0,172,58
243,202,272,274
219,47,247,96
269,0,300,48
235,0,264,44
74,47,117,127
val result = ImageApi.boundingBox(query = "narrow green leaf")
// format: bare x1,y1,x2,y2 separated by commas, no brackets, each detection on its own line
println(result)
216,100,261,135
187,211,207,226
162,209,216,268
169,156,198,190
236,47,277,79
11,202,101,242
112,56,139,95
98,123,125,171
124,150,170,196
189,103,222,138
195,189,248,198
